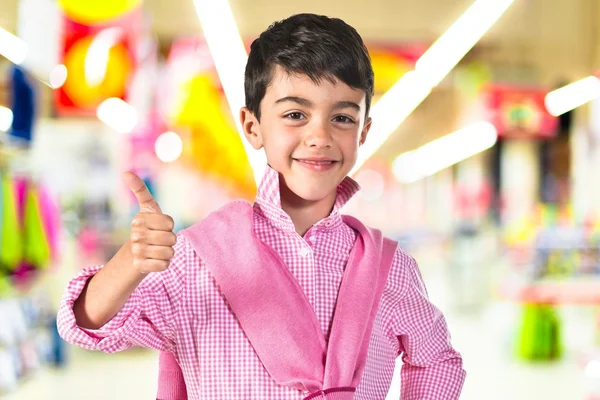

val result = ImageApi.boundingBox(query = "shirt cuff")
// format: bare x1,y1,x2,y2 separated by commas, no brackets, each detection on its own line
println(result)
57,265,142,353
401,361,466,400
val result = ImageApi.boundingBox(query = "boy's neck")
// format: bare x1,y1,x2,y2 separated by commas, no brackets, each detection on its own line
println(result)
280,185,336,237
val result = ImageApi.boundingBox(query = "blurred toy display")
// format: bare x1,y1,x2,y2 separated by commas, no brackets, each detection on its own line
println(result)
502,204,600,365
0,166,62,290
0,143,65,395
0,293,65,395
533,227,600,280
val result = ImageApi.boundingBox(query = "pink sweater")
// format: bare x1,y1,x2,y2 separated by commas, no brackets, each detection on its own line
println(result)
157,201,397,400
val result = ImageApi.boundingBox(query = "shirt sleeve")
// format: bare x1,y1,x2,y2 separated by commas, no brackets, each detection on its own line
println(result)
391,250,466,399
56,234,190,354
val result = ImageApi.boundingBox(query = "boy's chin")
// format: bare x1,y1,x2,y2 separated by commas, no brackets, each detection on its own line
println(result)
284,182,338,204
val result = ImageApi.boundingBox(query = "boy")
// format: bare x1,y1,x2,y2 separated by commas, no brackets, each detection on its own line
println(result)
58,13,465,400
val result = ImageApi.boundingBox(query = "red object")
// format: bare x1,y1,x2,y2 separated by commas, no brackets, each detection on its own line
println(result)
366,42,427,65
55,9,141,116
368,42,427,93
484,83,558,139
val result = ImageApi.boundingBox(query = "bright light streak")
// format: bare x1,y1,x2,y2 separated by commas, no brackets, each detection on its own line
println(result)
545,76,600,117
392,122,498,183
193,0,267,184
352,0,515,175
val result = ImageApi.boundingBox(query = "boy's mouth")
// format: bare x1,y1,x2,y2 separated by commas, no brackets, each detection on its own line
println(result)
293,157,339,171
294,158,337,165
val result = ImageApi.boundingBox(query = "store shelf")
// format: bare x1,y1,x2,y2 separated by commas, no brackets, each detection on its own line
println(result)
502,278,600,305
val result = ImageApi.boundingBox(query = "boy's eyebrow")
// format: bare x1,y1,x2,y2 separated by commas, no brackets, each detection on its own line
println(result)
275,96,313,107
333,101,361,112
275,97,361,112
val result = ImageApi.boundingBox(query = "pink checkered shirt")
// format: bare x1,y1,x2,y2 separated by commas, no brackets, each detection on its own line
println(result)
58,166,465,399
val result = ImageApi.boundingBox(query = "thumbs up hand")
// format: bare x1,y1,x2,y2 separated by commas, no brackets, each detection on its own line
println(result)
122,172,177,274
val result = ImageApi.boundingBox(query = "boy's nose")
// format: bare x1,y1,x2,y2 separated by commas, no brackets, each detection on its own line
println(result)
305,124,332,149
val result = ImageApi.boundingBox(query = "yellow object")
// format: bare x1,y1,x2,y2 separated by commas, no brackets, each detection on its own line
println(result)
62,36,132,109
504,215,537,246
370,51,412,93
172,74,256,199
59,0,141,25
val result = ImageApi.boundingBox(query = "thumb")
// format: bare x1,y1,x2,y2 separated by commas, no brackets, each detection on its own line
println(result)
122,171,162,214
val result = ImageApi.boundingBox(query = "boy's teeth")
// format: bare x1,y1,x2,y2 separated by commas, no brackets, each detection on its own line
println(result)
302,160,333,164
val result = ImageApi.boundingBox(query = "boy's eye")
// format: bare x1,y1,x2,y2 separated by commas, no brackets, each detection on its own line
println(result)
333,115,356,124
284,112,305,120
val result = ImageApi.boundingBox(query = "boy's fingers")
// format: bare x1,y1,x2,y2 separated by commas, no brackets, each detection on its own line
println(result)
145,245,176,261
132,213,175,232
144,231,178,247
123,171,162,214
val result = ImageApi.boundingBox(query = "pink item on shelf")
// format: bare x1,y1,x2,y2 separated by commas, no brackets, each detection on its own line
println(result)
19,340,40,373
37,184,61,262
12,177,28,227
11,262,37,288
77,228,99,257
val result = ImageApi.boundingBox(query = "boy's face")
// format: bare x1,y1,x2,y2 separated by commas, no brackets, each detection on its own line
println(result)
241,66,371,204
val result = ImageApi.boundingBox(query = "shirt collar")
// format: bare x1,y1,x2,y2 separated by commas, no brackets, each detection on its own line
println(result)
253,165,361,233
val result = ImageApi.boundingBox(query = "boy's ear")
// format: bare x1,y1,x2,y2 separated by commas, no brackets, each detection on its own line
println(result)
240,107,263,150
359,117,372,146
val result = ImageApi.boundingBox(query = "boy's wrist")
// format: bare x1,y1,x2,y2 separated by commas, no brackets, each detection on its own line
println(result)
107,240,147,288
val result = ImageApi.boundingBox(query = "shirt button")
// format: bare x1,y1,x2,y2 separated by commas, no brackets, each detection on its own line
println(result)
325,220,333,227
299,247,310,257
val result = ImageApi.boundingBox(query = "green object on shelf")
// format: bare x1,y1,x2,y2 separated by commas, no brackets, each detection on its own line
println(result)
22,185,51,269
517,304,563,361
0,176,23,270
0,275,14,298
541,204,558,227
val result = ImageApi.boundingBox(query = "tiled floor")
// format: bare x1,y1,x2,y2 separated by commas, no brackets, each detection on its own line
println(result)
2,348,160,400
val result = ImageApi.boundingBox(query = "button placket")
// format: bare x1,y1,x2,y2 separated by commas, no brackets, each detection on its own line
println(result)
299,246,310,257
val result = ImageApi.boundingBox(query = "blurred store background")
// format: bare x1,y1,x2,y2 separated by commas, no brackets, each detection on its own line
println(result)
1,0,600,399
